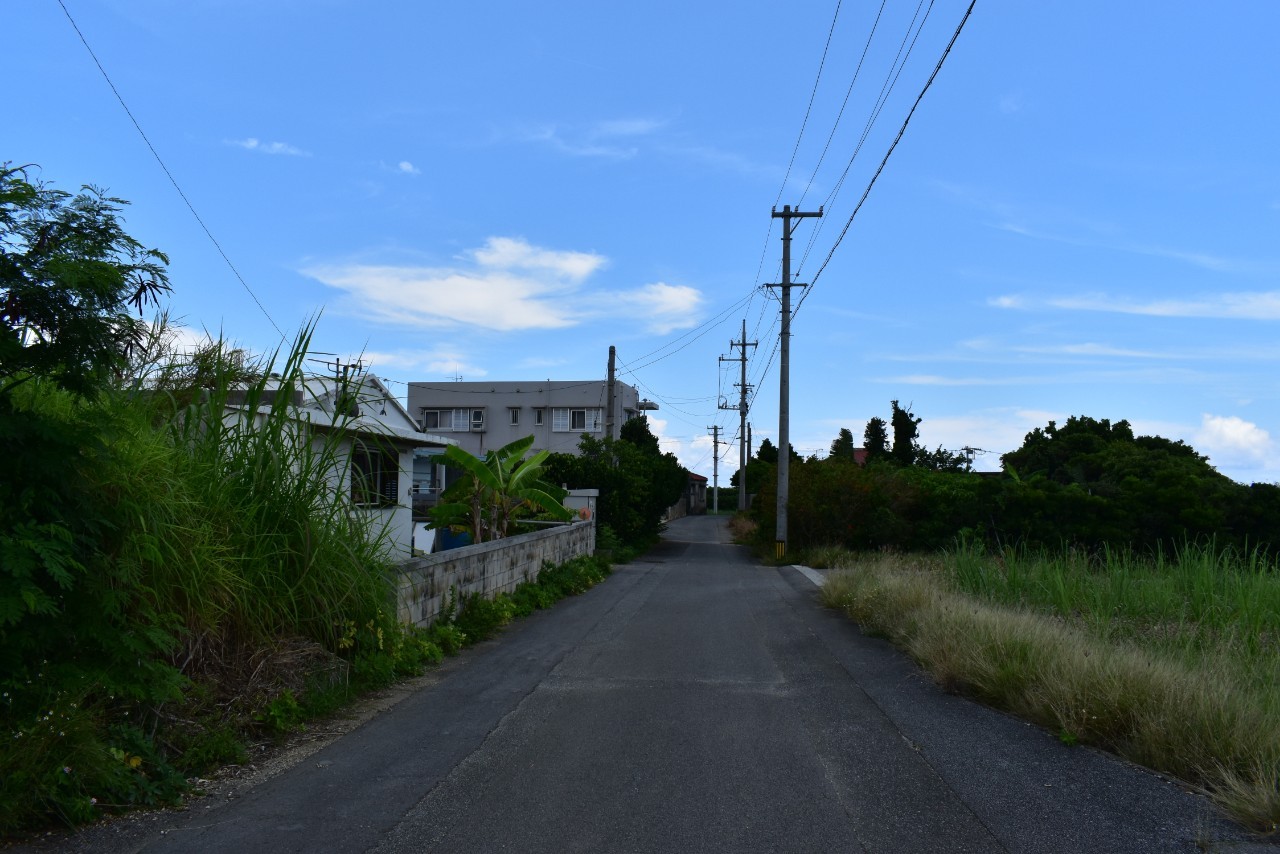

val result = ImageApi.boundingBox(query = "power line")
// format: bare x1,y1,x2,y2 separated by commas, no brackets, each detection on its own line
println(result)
798,0,976,316
615,290,755,376
795,0,889,210
56,0,288,343
798,0,937,275
748,0,843,297
775,0,844,211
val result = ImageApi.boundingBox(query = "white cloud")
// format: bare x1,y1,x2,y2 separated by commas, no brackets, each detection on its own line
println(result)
303,237,703,334
468,236,605,282
301,264,577,331
1195,414,1274,471
398,161,421,175
229,137,309,156
601,282,704,335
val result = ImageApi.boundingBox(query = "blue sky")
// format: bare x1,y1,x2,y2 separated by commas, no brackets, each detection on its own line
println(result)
11,1,1280,483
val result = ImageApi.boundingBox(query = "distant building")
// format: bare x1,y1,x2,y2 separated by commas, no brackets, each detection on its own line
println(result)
406,379,658,459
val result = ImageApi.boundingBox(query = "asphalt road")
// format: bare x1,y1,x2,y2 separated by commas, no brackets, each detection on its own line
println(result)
35,515,1273,852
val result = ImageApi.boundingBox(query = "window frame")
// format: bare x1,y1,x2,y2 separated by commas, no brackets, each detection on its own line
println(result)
351,441,400,507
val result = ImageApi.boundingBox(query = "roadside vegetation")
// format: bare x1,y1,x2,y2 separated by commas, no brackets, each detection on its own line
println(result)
0,163,615,836
817,546,1279,833
546,415,687,562
737,402,1279,833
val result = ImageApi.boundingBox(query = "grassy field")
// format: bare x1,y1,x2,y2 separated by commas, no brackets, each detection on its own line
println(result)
815,544,1280,834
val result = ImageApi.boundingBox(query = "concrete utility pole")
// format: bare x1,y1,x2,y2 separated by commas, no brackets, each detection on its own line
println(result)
707,425,723,514
767,204,822,559
606,345,617,440
719,319,757,511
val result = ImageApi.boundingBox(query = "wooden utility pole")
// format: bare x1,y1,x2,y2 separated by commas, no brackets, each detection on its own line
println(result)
719,319,757,511
767,204,822,559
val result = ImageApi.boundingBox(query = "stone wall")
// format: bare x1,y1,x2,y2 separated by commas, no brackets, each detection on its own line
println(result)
395,520,596,626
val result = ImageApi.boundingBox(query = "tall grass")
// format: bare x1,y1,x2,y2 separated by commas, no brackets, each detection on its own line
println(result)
1,323,429,833
117,322,401,664
949,542,1280,701
820,548,1280,833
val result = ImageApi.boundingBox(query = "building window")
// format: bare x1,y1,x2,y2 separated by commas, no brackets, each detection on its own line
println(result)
471,409,485,431
351,442,399,506
534,408,544,427
509,407,520,426
421,409,472,432
553,407,602,432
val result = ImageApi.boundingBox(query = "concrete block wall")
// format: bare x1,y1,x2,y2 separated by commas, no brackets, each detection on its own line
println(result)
395,520,596,626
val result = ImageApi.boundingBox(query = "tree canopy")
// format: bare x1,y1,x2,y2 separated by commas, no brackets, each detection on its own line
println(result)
1,163,170,399
545,416,685,549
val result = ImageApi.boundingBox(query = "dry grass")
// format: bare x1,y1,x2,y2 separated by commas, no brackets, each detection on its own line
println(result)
820,553,1280,834
728,513,758,544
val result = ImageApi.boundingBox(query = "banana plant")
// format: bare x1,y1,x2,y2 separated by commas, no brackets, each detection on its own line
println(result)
428,435,571,542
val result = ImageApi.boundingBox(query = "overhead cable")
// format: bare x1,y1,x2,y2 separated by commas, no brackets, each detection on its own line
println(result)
56,0,288,342
798,0,977,317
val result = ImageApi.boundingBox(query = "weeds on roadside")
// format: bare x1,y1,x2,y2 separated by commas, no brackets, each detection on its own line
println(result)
429,555,613,649
819,548,1280,833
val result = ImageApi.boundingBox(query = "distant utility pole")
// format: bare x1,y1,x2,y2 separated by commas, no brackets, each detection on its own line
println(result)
606,345,617,439
767,204,822,559
707,425,723,514
719,319,757,511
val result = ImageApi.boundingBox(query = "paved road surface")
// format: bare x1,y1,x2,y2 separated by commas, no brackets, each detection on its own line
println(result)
36,516,1272,852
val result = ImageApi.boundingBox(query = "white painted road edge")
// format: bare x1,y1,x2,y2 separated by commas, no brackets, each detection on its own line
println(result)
792,565,825,588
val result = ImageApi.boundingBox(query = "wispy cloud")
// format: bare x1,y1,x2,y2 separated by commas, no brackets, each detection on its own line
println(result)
397,161,421,175
658,144,777,179
303,236,703,334
228,137,309,157
998,91,1024,114
523,117,667,159
1010,342,1176,359
875,374,1025,387
991,290,1280,320
360,349,487,380
996,222,1271,275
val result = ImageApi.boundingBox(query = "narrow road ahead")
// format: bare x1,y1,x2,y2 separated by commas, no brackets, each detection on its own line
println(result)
48,516,1268,852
